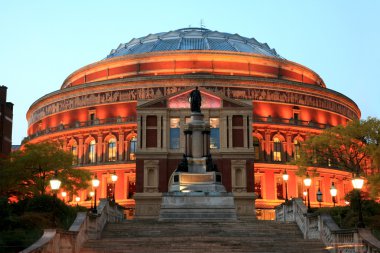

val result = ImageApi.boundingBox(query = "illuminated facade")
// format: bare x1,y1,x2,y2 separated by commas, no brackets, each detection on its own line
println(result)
26,28,360,219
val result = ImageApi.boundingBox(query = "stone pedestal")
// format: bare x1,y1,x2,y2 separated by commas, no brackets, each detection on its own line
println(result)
159,110,238,221
159,192,237,221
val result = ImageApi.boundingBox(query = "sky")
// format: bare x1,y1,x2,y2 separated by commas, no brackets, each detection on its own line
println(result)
1,1,380,145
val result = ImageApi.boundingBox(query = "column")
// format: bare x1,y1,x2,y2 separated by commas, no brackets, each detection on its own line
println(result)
265,129,271,161
243,115,248,148
157,114,162,149
228,116,233,149
118,130,125,161
162,115,167,149
220,115,228,149
97,133,103,163
78,135,84,164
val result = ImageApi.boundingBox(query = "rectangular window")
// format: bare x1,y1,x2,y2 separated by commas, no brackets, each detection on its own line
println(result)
146,115,157,148
170,118,180,149
232,115,244,147
210,118,220,149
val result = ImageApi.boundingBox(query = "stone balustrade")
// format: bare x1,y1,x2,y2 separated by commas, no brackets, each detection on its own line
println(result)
20,199,124,253
275,198,380,253
26,116,137,141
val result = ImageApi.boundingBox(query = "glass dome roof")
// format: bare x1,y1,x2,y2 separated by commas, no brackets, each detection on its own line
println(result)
106,28,282,59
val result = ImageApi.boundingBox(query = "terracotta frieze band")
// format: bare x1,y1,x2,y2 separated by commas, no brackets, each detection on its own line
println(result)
28,86,357,126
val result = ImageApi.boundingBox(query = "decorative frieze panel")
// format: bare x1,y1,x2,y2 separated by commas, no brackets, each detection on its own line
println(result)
29,85,358,126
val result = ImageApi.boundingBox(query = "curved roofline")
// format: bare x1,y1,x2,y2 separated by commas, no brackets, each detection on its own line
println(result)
106,27,282,59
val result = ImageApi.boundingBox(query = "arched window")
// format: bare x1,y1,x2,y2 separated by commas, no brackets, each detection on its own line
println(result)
88,140,96,164
129,137,137,161
108,138,117,162
253,136,260,160
273,137,282,162
294,139,301,161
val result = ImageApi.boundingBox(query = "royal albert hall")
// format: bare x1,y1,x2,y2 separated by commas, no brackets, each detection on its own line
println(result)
26,28,360,219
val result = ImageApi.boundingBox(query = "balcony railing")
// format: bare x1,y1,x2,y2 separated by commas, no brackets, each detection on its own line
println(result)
253,116,331,130
25,115,330,142
26,116,137,141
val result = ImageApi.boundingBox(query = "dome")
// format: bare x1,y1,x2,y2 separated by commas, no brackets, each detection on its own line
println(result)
106,28,282,59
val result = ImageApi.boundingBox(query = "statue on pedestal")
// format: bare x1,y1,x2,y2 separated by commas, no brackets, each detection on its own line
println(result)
189,87,202,113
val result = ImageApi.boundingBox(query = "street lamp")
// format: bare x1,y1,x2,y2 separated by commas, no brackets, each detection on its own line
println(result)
303,191,308,205
49,171,61,197
49,171,61,227
282,170,289,202
61,191,67,203
330,182,337,207
352,174,365,228
75,196,80,206
316,188,323,208
303,172,312,212
92,174,100,214
89,191,95,210
111,170,118,202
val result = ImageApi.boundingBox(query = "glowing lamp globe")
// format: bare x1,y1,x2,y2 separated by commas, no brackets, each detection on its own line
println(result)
303,191,307,197
330,183,337,197
303,174,311,187
282,170,289,181
50,178,61,190
92,177,100,188
352,177,364,190
89,191,95,197
61,191,67,198
75,197,80,202
111,171,118,182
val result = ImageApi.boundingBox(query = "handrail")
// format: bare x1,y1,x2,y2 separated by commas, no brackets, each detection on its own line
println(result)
253,115,330,130
275,199,380,253
25,115,329,142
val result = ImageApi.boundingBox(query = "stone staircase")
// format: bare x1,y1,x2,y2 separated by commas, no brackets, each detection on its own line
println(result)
80,220,328,253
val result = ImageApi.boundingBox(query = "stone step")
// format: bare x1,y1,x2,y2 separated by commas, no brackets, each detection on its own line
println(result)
80,220,328,253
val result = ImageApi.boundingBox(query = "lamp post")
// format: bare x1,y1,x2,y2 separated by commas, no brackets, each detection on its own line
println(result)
49,171,61,198
111,171,118,202
61,191,67,203
75,196,80,206
352,174,365,228
89,191,95,210
282,170,289,202
92,175,100,214
330,182,337,207
303,172,312,212
303,191,307,205
316,188,323,208
49,171,61,226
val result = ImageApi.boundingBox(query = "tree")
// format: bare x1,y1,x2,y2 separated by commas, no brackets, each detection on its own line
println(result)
296,117,380,198
1,142,90,199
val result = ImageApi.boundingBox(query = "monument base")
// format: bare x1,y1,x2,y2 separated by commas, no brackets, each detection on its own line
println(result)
159,192,237,221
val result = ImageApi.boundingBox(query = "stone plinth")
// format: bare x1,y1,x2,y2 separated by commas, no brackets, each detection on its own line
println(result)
159,192,237,221
168,171,225,192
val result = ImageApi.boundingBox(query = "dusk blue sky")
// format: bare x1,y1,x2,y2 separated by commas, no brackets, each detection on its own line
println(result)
1,1,379,145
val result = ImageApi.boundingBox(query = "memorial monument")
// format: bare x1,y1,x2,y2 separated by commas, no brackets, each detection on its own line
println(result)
158,87,237,221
